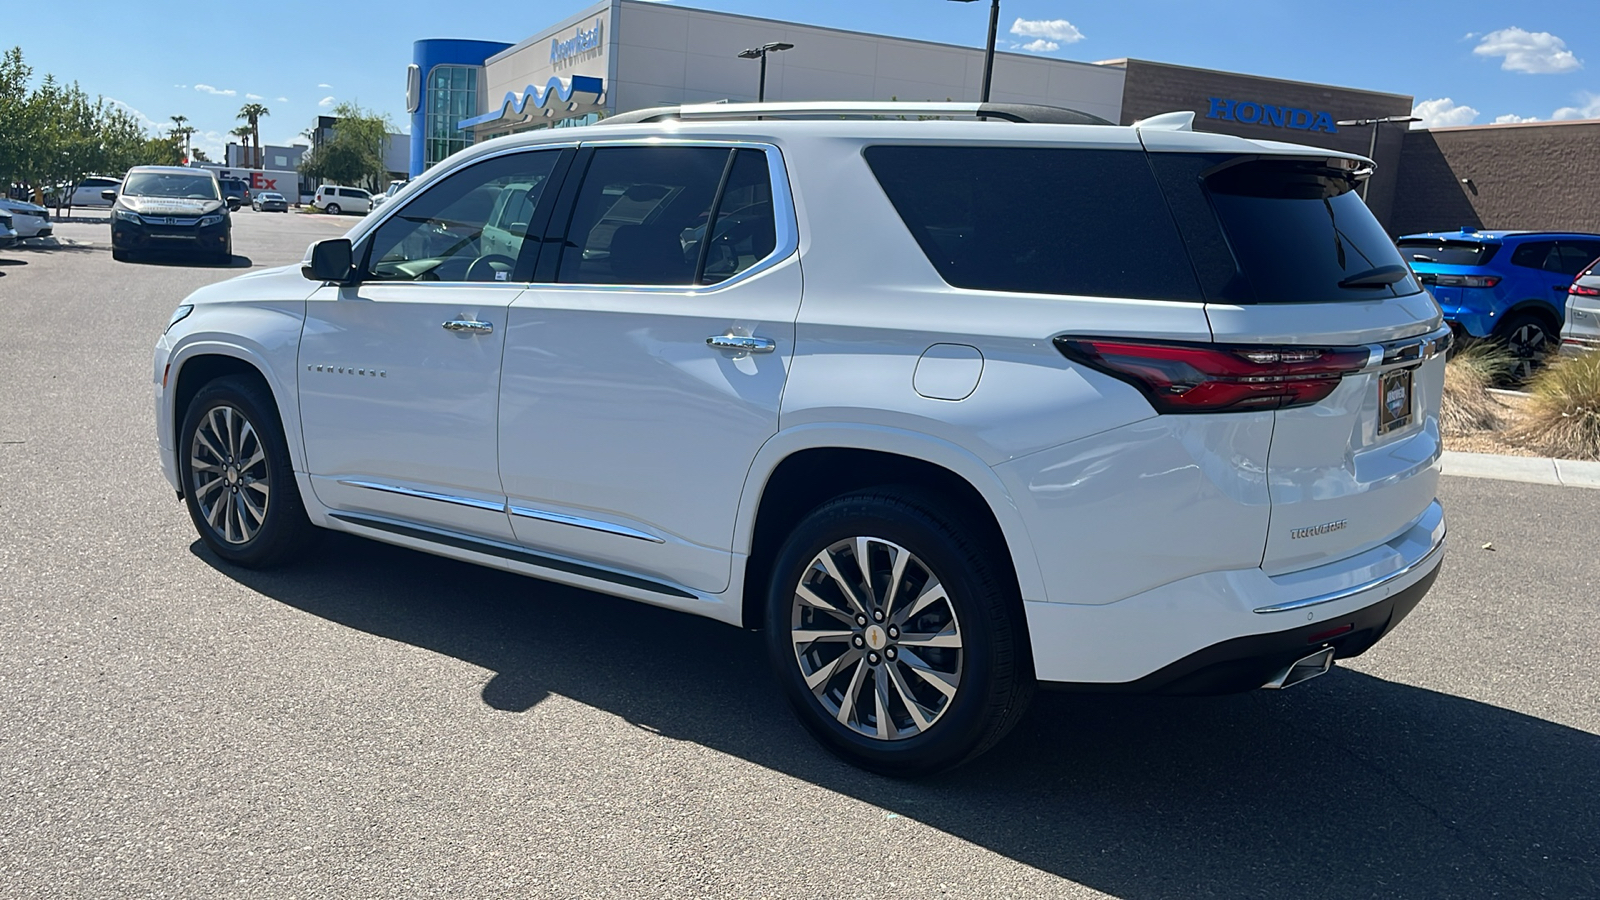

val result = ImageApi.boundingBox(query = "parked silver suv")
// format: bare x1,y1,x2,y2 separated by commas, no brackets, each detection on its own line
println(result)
154,102,1448,774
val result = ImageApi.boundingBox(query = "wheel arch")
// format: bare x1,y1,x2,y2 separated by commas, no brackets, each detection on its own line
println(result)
734,425,1046,634
168,340,304,479
1495,298,1564,335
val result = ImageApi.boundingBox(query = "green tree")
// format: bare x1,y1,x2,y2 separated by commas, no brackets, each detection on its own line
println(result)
237,102,269,168
229,124,253,167
300,101,392,191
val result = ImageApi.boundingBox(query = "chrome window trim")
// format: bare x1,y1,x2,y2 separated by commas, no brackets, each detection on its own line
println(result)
509,504,665,544
550,138,798,295
337,479,506,513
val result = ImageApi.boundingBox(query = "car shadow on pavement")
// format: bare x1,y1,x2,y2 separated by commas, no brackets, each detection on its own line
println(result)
120,253,253,268
198,532,1599,899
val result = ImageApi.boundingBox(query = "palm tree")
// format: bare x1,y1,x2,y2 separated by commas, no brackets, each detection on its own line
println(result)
237,103,270,169
169,114,193,164
229,125,253,168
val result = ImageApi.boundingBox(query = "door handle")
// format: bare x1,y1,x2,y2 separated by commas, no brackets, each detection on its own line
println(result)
706,334,776,353
443,319,494,334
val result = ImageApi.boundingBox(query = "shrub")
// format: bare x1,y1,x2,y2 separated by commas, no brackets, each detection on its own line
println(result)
1441,345,1512,435
1511,351,1600,460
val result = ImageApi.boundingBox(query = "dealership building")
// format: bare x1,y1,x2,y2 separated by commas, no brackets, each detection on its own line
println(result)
408,0,1600,234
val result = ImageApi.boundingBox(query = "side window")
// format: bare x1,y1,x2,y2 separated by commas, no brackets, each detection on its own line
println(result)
698,149,777,284
1510,241,1556,270
1554,243,1599,276
557,146,729,286
363,150,560,283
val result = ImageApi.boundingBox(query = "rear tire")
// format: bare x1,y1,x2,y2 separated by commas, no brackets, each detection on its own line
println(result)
324,203,340,216
765,489,1033,776
178,375,314,568
1498,312,1556,382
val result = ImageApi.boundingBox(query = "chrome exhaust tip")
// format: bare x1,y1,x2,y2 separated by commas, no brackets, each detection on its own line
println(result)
1261,647,1336,690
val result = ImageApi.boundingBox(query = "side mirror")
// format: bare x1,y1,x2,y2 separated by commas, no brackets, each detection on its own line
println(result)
302,238,355,284
101,189,117,201
226,198,241,211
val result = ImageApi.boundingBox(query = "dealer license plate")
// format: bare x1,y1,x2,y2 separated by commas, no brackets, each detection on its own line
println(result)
1377,368,1414,435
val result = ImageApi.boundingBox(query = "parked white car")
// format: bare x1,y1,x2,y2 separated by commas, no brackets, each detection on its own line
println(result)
369,179,407,210
63,176,122,208
152,101,1449,774
0,198,51,240
312,185,372,215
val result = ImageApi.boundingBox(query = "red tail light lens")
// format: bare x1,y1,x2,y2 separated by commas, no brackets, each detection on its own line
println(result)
1055,338,1370,413
1570,284,1600,297
1431,274,1501,288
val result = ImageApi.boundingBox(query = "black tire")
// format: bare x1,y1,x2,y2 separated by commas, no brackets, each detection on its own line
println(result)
1497,312,1557,382
764,489,1033,776
324,203,340,216
178,374,314,568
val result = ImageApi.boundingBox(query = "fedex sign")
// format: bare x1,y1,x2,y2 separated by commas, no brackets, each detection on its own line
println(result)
249,172,278,191
1206,97,1339,134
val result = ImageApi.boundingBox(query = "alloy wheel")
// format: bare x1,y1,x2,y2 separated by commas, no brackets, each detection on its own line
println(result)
790,536,963,741
188,405,271,544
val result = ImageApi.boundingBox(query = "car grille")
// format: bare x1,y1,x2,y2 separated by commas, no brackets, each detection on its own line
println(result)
139,215,200,226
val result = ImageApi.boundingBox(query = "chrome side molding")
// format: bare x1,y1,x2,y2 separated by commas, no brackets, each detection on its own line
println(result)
337,479,506,513
337,479,665,543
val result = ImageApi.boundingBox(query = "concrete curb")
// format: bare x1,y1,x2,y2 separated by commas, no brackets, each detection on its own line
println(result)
1440,450,1600,490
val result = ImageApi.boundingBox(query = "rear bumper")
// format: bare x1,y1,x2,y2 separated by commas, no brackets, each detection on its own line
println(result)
1561,336,1600,358
1026,500,1446,690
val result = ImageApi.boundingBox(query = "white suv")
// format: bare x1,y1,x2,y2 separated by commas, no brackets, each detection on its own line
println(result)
312,184,372,215
153,102,1449,774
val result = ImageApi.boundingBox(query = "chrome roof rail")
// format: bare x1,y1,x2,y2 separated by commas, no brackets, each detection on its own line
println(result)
599,101,1114,126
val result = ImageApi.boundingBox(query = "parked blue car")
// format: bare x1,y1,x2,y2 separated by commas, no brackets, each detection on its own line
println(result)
1399,229,1600,374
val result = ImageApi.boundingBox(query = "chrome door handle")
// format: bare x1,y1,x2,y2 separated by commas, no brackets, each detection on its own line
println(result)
706,335,776,353
443,319,494,334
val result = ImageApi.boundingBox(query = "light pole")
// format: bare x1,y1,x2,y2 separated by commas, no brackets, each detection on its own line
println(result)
1335,114,1422,198
737,42,794,102
949,0,999,103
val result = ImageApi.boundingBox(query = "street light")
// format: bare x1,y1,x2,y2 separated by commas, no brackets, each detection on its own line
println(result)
736,42,794,103
1335,114,1423,198
949,0,1000,103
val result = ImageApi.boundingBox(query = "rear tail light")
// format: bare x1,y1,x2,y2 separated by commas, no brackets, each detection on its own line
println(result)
1570,284,1600,297
1055,338,1370,413
1431,274,1501,288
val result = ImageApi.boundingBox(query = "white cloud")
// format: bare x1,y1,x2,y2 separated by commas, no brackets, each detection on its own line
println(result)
1473,27,1583,74
194,84,237,96
1010,18,1084,44
105,98,165,133
1552,91,1600,120
317,83,333,89
173,84,187,89
1411,97,1480,128
276,96,288,103
245,93,263,100
318,96,336,108
1493,113,1540,123
1017,39,1060,53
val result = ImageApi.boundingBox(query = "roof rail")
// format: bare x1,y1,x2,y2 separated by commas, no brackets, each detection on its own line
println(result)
599,101,1114,126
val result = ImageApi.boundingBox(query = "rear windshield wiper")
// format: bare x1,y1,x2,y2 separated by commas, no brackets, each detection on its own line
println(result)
1338,264,1410,289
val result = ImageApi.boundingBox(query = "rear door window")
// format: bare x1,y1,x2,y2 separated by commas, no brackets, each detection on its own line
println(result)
863,146,1202,301
1555,242,1600,276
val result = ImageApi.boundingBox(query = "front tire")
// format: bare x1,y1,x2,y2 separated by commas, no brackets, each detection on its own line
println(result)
178,375,313,567
765,489,1033,776
324,203,340,216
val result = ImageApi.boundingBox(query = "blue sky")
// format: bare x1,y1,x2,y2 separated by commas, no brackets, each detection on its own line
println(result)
7,0,1597,159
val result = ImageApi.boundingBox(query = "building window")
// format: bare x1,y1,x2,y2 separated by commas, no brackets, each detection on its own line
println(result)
424,65,479,168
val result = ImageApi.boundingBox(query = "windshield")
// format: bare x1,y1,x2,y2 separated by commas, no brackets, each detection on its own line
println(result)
123,172,220,200
1397,240,1498,267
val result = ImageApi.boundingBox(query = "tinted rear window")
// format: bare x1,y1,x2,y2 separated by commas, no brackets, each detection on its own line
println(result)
1170,156,1419,303
1397,239,1497,267
863,146,1203,301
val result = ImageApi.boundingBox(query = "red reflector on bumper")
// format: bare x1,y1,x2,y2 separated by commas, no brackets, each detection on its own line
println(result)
1308,624,1354,643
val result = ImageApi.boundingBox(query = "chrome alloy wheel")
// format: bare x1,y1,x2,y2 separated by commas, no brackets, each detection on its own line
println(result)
790,537,963,741
189,405,271,544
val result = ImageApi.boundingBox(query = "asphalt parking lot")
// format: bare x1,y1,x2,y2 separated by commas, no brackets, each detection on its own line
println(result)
1,211,1597,899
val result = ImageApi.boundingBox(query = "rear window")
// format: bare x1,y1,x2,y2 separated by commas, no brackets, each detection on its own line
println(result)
1397,239,1498,267
863,146,1203,301
1153,155,1420,303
